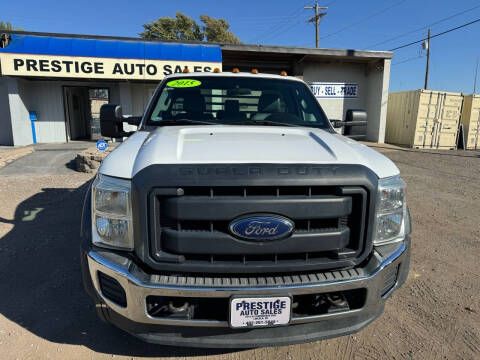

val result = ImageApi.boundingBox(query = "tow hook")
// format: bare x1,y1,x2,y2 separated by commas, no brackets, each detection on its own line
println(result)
167,300,193,318
326,293,350,313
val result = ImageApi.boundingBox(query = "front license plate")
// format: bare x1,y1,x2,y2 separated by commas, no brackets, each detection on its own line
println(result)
230,296,291,328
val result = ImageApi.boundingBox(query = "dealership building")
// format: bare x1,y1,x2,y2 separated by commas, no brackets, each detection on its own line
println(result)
0,31,393,146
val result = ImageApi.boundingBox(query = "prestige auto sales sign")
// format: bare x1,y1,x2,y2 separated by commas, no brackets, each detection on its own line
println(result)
0,53,222,80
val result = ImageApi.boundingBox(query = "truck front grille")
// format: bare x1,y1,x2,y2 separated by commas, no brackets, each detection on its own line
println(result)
149,185,369,273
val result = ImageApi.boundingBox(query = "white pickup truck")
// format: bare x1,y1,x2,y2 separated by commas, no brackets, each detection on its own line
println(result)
80,71,411,348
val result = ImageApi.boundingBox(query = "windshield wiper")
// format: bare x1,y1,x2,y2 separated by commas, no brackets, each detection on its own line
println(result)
236,120,301,127
155,119,220,126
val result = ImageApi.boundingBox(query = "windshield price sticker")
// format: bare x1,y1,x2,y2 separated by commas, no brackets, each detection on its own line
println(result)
230,296,291,328
167,79,202,88
310,83,358,98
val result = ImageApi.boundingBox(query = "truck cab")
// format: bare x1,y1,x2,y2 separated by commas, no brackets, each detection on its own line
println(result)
80,71,411,348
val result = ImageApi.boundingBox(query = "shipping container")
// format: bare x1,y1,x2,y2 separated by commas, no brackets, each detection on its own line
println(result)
461,94,480,150
386,89,463,149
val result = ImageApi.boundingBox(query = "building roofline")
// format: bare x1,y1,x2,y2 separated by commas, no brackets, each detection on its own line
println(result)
0,30,219,45
221,44,393,60
1,30,393,59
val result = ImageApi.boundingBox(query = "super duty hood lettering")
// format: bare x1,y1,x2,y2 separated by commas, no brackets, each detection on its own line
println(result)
177,166,339,177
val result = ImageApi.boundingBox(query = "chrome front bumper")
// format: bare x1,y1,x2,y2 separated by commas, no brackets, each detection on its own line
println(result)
86,239,410,329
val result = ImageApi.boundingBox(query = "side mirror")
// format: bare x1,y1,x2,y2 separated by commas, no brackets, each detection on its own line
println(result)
330,110,368,127
345,109,367,124
100,104,141,138
344,109,367,139
100,104,125,138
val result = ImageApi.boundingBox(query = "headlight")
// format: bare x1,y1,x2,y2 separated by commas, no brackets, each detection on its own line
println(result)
373,176,409,245
91,174,133,250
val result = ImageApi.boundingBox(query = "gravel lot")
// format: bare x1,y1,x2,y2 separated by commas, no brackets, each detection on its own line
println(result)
0,146,479,359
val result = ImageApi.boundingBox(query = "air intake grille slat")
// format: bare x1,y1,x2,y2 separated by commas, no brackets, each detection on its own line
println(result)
151,185,368,273
382,264,400,296
98,272,127,307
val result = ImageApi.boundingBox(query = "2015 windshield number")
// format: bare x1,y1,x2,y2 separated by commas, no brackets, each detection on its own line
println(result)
167,79,201,88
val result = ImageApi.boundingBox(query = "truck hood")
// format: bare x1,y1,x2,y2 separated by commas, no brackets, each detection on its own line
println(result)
99,126,399,179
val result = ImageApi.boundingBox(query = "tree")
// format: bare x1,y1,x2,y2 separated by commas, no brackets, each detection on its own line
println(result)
140,12,241,44
0,21,23,31
199,15,241,44
140,12,203,41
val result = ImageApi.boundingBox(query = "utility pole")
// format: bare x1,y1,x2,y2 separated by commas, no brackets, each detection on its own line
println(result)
474,56,479,94
424,28,431,89
305,1,328,48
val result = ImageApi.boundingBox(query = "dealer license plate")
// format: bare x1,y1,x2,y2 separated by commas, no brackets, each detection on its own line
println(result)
229,296,291,328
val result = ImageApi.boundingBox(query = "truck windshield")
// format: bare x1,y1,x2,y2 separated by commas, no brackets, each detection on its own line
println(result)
146,76,329,128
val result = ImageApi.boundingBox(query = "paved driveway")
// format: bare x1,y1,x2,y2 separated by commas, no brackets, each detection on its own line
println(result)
0,142,93,176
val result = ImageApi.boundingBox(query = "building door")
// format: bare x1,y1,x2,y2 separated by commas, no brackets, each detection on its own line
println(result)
89,88,109,140
64,87,90,140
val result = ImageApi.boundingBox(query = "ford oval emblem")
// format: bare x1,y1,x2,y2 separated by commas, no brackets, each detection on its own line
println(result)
229,215,294,241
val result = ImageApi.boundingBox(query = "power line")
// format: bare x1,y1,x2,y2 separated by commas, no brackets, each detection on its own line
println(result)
260,18,306,43
319,0,407,41
249,2,311,43
389,18,480,51
235,15,304,21
249,15,302,43
391,54,425,66
366,3,480,49
251,1,339,44
254,12,306,43
294,0,408,47
262,1,340,45
234,16,309,26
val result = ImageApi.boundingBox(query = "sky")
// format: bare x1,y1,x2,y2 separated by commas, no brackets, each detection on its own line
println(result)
2,0,480,93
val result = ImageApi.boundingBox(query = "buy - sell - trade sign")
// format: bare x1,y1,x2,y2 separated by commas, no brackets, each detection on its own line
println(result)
310,82,359,98
0,53,222,80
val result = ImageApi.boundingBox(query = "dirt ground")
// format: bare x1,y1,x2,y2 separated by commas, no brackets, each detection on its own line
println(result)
0,146,34,168
0,146,479,360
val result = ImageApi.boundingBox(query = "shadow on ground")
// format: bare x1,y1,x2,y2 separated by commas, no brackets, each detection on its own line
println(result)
0,181,236,357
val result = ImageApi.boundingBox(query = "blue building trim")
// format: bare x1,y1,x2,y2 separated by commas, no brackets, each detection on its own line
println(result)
0,34,222,62
29,111,37,144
